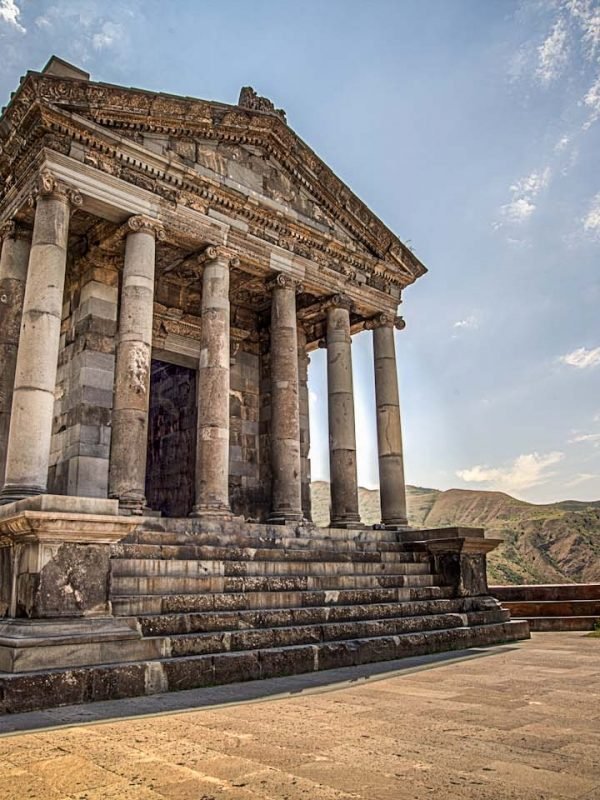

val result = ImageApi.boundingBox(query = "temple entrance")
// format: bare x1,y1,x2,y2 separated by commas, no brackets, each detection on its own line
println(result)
145,359,197,517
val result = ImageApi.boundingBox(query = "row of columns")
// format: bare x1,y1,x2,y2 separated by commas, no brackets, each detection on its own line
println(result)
0,171,408,527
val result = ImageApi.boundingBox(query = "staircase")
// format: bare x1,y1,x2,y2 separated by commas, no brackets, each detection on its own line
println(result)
106,522,528,691
491,583,600,631
0,522,529,714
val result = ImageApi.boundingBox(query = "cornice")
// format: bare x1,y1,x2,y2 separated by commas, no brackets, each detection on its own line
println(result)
0,73,427,286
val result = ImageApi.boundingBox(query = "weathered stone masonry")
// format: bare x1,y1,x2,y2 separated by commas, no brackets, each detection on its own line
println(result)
0,58,528,713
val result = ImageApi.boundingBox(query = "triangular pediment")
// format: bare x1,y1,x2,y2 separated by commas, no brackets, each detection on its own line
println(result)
0,66,426,287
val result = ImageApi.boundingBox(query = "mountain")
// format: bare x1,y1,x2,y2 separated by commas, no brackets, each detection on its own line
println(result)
310,481,600,585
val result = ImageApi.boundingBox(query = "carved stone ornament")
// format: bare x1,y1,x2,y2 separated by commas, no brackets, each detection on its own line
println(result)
394,315,406,331
364,313,393,330
266,272,304,293
0,220,31,242
238,86,287,122
29,169,83,207
197,245,239,268
326,293,354,312
126,215,166,241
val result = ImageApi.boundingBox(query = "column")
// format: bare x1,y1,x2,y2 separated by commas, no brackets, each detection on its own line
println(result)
1,171,81,504
108,215,163,514
0,222,31,489
191,246,235,517
297,324,312,521
369,313,408,527
326,294,361,527
268,273,303,523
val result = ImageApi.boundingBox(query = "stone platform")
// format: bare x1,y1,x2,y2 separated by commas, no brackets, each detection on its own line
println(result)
491,583,600,631
0,507,528,714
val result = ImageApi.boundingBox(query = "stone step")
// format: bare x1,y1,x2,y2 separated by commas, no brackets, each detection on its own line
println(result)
127,525,404,547
110,572,438,597
111,541,430,562
163,612,471,656
128,596,504,636
491,583,600,602
111,585,444,616
110,558,433,579
501,600,600,618
522,616,599,632
131,600,449,636
162,608,511,657
0,620,530,714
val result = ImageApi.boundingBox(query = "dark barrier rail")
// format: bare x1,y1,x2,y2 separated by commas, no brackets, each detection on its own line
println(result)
490,584,600,631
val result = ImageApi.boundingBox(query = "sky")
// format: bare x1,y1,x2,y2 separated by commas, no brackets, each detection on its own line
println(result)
1,0,599,504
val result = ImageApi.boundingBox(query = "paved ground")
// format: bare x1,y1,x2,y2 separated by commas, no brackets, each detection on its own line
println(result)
0,632,598,800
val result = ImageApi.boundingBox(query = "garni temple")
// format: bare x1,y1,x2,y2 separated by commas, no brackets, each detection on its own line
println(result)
0,57,528,713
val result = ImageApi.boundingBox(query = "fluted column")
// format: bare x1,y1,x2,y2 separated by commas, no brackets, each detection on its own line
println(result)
369,313,408,527
326,295,361,527
191,246,235,517
1,172,81,504
268,273,303,523
109,215,164,514
0,222,31,489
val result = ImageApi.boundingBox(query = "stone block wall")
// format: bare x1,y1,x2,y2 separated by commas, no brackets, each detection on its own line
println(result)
230,342,263,520
48,258,118,497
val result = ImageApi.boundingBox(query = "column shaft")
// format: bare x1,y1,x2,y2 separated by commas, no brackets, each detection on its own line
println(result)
373,319,408,527
269,276,302,522
0,224,31,489
326,299,361,526
1,186,74,503
297,325,312,522
192,249,232,516
109,217,161,513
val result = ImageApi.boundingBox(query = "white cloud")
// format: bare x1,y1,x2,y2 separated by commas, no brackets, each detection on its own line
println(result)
92,20,123,50
583,74,600,128
453,315,479,330
457,451,564,494
569,432,600,445
564,472,600,487
0,0,25,33
496,168,551,227
537,18,569,84
559,345,600,368
500,197,537,223
509,169,551,196
583,192,600,237
554,134,571,151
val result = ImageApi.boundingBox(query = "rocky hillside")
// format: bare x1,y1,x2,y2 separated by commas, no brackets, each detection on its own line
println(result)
310,481,600,585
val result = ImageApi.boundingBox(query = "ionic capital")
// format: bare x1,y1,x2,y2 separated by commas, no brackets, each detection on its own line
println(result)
364,313,394,330
29,169,83,208
394,315,406,331
324,293,354,313
126,215,166,241
197,245,239,268
0,220,32,243
266,272,304,293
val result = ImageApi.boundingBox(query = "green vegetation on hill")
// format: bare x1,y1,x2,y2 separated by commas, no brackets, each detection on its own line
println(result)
310,481,600,585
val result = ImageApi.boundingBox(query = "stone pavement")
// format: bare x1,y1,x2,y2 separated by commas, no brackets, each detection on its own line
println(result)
0,633,597,800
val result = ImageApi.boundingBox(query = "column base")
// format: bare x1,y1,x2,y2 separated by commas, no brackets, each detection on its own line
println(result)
380,520,410,530
113,494,157,517
267,511,304,525
0,485,45,506
190,504,233,520
330,517,364,529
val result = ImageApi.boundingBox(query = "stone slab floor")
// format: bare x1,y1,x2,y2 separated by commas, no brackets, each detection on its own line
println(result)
0,633,598,800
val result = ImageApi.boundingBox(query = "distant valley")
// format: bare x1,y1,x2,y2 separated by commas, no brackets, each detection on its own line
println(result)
310,481,600,585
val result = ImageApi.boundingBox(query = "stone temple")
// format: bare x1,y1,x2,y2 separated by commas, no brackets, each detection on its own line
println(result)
0,57,528,713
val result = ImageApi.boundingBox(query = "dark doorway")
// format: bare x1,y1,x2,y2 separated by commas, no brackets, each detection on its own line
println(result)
146,360,197,517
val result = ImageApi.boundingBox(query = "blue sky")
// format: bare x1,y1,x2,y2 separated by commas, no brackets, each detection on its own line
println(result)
1,0,599,503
